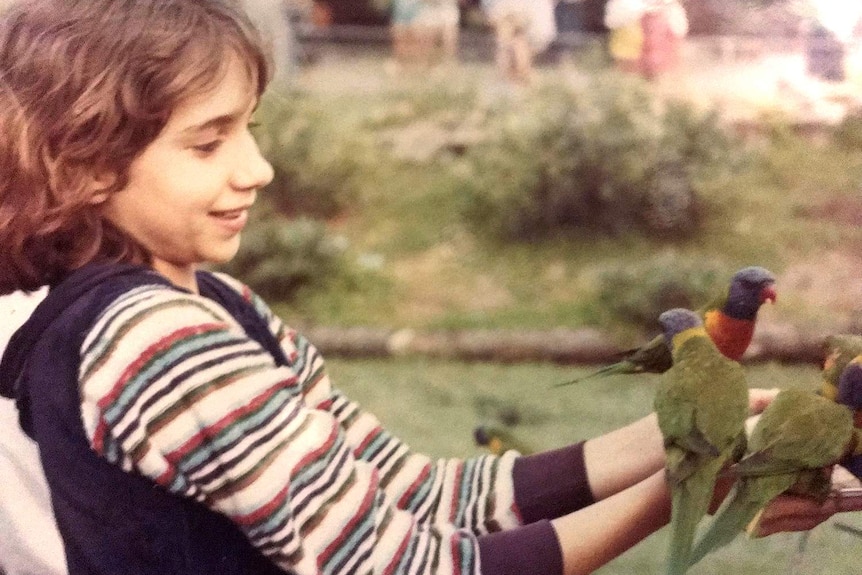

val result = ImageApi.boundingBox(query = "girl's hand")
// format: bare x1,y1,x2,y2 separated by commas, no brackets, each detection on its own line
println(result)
748,387,781,416
751,467,862,537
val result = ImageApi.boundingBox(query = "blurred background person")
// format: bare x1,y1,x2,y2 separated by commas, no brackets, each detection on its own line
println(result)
240,0,314,85
604,0,645,74
640,0,687,79
481,0,557,84
604,0,688,80
417,0,462,64
381,0,462,70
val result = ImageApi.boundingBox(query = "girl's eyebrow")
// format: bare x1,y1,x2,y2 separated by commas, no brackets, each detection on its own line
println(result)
179,112,242,135
179,98,259,135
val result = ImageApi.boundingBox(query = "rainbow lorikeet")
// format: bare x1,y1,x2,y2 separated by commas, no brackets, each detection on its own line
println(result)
818,334,862,400
472,424,535,456
653,308,749,575
836,354,862,479
554,266,776,387
688,388,862,567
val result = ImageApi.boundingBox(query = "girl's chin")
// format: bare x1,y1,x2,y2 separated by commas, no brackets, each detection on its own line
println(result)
205,241,242,265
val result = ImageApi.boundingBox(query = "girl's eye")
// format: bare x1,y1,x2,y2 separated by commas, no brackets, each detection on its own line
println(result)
193,140,222,154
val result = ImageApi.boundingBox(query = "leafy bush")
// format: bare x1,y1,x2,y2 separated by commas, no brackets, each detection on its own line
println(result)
595,257,725,330
254,92,368,219
218,207,347,302
833,107,862,151
458,75,740,242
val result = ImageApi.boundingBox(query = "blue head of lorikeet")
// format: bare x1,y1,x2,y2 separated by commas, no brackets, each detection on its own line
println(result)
820,336,862,400
473,423,534,455
704,266,776,361
722,266,777,321
837,356,862,426
658,307,704,347
836,355,862,478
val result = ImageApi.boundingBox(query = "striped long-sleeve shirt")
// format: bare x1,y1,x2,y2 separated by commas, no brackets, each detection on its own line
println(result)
77,274,522,575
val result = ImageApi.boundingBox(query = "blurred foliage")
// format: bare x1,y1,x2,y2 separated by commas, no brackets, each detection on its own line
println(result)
254,92,368,219
219,64,862,333
457,75,742,242
364,82,480,132
595,257,725,331
217,92,377,305
832,107,862,152
737,0,793,6
217,205,347,302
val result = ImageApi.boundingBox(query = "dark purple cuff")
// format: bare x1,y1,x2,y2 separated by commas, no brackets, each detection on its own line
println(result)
477,519,563,575
512,441,594,523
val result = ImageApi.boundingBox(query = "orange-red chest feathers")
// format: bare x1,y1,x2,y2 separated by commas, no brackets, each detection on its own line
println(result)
703,309,755,361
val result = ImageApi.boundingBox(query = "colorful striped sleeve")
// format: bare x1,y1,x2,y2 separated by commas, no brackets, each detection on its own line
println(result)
78,285,485,575
212,273,523,535
327,388,521,534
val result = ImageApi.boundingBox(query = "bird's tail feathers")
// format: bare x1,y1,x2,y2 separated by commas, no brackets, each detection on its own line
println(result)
688,482,763,567
552,361,638,388
665,481,712,575
665,460,725,575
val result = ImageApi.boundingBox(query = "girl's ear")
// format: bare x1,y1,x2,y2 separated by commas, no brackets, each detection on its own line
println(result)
89,191,110,205
88,172,117,205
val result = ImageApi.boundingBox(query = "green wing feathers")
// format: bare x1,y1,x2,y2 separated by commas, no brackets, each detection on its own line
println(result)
689,389,856,566
553,334,669,386
688,475,794,567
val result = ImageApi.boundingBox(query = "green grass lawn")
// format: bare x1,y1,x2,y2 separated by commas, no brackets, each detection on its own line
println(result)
327,357,862,575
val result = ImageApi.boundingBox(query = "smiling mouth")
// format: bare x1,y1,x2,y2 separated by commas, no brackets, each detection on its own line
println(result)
209,207,249,233
210,208,247,219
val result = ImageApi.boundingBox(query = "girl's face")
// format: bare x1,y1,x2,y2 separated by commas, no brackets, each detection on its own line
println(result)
101,55,273,292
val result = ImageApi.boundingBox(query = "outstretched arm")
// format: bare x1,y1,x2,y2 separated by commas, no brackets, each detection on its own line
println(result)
545,388,782,574
553,470,671,575
583,388,781,502
584,388,779,501
583,413,666,501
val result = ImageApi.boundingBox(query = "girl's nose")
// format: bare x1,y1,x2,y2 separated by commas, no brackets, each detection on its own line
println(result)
231,132,274,191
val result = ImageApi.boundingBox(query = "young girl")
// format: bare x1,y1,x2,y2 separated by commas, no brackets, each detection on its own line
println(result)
0,1,780,574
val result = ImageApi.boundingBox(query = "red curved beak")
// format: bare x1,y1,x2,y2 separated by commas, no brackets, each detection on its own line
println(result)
760,284,777,304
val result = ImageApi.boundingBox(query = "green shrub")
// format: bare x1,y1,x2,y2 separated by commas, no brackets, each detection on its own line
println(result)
254,92,367,219
364,82,479,131
595,257,725,330
833,107,862,151
217,207,346,302
458,75,740,242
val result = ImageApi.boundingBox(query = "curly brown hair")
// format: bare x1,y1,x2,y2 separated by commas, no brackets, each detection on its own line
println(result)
0,0,270,294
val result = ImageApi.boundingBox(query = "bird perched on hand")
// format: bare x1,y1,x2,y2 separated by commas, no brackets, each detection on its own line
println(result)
818,334,862,400
688,388,861,567
835,354,862,479
554,266,776,387
473,424,535,456
653,308,749,575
